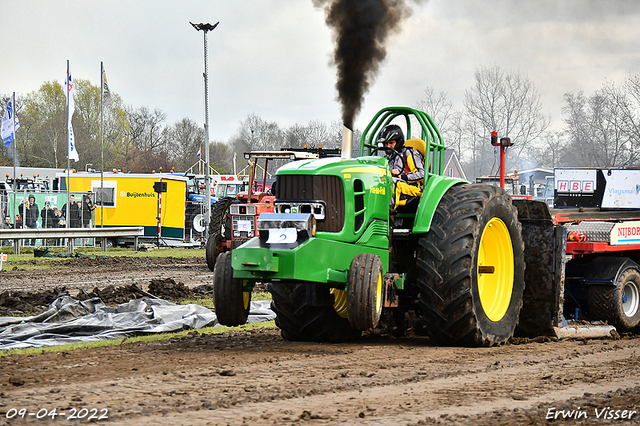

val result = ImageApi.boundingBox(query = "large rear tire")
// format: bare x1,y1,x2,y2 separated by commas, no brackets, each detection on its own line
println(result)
268,282,361,342
416,184,525,346
213,251,250,326
208,197,234,241
589,267,640,331
205,198,234,269
347,253,384,330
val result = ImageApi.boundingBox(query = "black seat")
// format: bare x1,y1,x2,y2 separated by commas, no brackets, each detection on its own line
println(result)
394,196,420,213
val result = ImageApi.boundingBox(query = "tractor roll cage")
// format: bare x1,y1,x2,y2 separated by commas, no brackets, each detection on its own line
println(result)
360,106,447,185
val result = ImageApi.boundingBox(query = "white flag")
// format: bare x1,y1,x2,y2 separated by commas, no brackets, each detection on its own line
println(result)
1,98,15,148
66,61,79,162
102,64,112,107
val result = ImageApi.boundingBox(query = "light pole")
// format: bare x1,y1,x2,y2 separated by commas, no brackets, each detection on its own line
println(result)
190,21,219,239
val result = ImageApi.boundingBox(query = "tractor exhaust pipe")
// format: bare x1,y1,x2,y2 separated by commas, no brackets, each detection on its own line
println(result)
341,125,353,159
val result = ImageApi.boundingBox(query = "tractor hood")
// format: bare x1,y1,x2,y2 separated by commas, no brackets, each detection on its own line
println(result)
277,156,388,176
273,155,391,245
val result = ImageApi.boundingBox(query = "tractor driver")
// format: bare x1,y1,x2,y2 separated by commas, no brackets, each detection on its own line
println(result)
377,124,425,210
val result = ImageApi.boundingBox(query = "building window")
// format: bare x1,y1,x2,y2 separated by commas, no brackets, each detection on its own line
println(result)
94,187,115,207
448,168,453,177
91,180,117,207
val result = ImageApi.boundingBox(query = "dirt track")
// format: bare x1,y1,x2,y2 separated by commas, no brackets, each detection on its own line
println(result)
1,255,639,425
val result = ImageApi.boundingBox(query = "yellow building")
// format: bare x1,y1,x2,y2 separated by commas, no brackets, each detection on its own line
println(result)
56,172,188,240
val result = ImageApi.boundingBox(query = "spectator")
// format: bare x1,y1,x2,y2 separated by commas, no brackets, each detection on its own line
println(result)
62,194,81,228
23,195,40,230
19,195,40,246
41,202,56,246
53,208,65,246
1,216,12,247
14,213,23,229
2,216,12,229
52,208,63,227
41,202,55,229
82,193,96,228
81,193,96,246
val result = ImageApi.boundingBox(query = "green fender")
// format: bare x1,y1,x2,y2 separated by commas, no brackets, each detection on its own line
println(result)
412,175,467,234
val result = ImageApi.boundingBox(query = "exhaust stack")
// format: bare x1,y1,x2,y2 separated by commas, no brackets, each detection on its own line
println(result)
341,125,353,159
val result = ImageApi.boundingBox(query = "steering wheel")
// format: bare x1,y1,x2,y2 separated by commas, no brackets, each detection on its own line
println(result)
370,145,397,157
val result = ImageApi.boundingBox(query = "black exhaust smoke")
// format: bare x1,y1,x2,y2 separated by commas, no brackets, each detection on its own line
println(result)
313,0,422,129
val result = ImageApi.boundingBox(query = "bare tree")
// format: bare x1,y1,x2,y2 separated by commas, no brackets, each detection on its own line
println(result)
414,89,468,163
127,106,167,151
285,120,332,149
528,131,568,169
285,123,314,149
230,114,286,175
98,92,131,172
463,65,551,170
125,106,169,172
208,141,233,174
166,118,204,172
234,113,285,152
459,117,499,181
606,76,640,166
563,87,638,168
414,87,458,142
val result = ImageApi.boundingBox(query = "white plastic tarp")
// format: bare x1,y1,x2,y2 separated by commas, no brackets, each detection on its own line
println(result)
0,296,275,351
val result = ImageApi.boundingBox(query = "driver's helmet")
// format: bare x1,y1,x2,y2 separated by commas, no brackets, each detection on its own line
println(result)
377,124,405,152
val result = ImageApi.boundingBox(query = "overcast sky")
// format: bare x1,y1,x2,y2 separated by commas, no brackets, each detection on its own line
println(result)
2,0,639,144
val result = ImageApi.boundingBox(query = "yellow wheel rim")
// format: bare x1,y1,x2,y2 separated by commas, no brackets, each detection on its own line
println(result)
331,288,348,318
375,271,383,314
242,280,250,310
477,217,514,322
243,292,250,310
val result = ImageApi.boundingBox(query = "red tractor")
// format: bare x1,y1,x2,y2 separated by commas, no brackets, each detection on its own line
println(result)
206,148,339,270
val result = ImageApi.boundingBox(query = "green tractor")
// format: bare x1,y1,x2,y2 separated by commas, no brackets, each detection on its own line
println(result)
213,106,526,346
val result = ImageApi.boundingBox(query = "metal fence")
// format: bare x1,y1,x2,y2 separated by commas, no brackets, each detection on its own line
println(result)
0,227,144,254
1,190,98,248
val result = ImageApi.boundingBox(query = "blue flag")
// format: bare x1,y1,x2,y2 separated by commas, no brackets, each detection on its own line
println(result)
1,100,15,148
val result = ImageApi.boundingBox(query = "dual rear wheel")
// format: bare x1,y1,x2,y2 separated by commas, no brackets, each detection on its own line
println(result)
589,267,640,331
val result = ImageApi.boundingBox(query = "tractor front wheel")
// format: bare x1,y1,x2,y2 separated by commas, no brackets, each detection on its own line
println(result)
206,233,225,271
213,251,250,326
268,282,361,342
416,184,525,346
347,253,384,330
